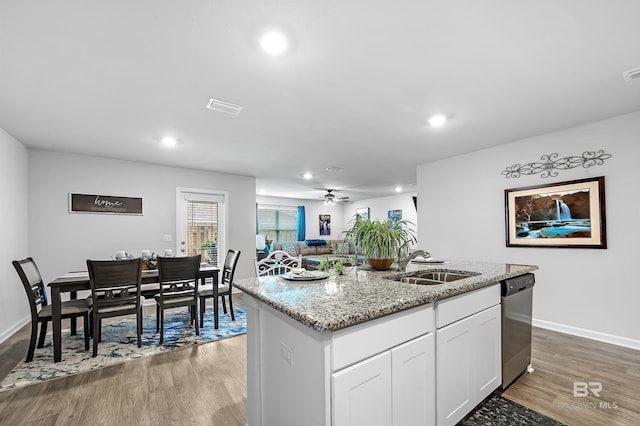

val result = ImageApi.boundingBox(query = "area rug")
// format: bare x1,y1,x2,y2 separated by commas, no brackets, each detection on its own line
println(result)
0,307,246,391
460,393,566,425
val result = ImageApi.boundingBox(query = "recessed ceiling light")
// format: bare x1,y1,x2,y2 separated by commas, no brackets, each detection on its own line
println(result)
428,114,447,128
395,186,403,192
162,137,177,147
303,172,313,180
260,31,288,56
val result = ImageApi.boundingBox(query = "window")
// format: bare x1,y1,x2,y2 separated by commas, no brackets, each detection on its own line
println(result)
185,200,218,263
257,205,297,243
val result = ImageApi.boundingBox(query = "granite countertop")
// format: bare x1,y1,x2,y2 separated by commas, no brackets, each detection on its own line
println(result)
233,260,538,332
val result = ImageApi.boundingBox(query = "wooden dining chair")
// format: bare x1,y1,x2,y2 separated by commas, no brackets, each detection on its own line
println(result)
12,257,91,362
86,257,144,357
199,249,241,329
155,254,201,344
254,250,301,276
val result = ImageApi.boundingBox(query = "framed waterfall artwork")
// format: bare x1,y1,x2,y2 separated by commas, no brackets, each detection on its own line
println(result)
504,176,607,249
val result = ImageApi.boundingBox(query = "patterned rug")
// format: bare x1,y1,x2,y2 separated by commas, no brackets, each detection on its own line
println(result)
460,393,566,425
0,307,246,391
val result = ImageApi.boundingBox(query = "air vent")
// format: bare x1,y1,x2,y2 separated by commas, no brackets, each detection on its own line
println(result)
325,166,343,172
206,98,244,115
622,67,640,82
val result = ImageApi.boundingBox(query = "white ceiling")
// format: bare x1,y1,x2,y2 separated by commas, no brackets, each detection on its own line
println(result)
1,1,640,202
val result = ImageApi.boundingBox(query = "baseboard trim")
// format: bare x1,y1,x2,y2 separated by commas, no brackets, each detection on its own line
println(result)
533,318,640,351
0,315,30,345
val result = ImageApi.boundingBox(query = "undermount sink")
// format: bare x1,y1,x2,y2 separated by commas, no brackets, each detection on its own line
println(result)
387,270,479,285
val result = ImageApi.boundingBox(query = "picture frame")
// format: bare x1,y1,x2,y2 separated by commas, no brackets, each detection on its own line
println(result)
388,209,402,220
69,193,143,215
319,214,331,236
356,207,369,221
504,176,606,248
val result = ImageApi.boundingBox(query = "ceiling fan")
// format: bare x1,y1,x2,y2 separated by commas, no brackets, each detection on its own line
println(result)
322,189,349,205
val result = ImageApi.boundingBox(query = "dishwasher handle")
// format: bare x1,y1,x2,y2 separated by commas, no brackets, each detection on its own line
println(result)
502,273,535,297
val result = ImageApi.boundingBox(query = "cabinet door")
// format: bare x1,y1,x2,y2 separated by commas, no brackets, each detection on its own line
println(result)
436,314,474,426
392,333,436,426
473,304,501,401
332,351,392,426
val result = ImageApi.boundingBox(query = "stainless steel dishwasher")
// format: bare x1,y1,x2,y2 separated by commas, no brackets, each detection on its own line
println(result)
501,273,535,389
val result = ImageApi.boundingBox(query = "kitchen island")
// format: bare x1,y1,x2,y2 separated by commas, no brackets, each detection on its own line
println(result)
234,260,538,426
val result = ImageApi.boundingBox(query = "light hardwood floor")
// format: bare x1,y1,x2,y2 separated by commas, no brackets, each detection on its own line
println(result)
1,294,638,425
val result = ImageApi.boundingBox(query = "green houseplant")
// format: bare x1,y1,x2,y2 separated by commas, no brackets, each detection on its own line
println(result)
344,218,417,270
200,238,217,263
317,256,357,275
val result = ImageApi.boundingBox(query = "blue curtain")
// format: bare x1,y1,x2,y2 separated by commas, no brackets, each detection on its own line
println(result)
296,206,306,241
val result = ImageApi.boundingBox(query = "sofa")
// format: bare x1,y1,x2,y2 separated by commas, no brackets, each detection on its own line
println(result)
271,239,359,269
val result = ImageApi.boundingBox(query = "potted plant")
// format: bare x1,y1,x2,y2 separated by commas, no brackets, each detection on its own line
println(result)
200,238,217,263
344,218,417,270
317,256,357,275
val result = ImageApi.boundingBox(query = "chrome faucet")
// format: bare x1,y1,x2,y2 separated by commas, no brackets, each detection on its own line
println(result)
397,250,431,271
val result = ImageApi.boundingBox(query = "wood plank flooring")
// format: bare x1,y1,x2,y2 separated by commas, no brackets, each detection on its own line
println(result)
1,294,638,425
501,327,640,426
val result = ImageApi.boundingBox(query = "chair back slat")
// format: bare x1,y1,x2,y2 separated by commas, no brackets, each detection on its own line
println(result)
87,258,143,308
157,255,201,296
222,250,241,285
12,258,48,316
87,259,142,289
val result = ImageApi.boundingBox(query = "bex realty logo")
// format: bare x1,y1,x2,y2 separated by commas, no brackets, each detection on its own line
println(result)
573,381,602,397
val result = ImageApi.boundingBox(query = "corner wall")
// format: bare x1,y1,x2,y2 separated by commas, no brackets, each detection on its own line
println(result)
28,150,257,288
417,110,640,348
0,129,29,342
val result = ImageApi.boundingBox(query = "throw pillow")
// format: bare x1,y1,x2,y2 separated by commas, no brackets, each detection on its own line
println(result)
304,239,327,246
336,242,350,255
280,242,298,257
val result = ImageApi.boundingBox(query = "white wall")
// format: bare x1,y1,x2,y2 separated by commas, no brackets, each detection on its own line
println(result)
417,110,640,349
0,129,30,343
256,195,348,240
28,150,257,290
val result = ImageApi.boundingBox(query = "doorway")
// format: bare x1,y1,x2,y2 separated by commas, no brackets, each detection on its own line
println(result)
176,188,227,266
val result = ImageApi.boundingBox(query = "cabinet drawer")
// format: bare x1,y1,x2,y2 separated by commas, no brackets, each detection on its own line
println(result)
331,304,434,371
436,284,500,329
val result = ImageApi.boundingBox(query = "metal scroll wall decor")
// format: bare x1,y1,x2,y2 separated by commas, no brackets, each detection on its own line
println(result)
502,150,612,179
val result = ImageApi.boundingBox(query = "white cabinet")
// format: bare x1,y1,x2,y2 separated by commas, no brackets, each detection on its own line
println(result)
332,333,436,426
435,285,501,426
392,333,436,426
245,300,435,426
436,314,474,425
474,305,501,397
244,282,505,426
332,351,393,426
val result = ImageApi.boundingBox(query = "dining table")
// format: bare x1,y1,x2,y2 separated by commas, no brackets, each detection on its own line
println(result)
48,264,219,362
